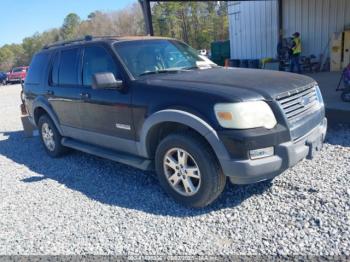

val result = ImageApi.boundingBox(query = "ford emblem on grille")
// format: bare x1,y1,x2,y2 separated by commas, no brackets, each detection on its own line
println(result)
299,96,310,106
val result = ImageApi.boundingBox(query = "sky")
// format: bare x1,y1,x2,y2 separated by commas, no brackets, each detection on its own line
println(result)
0,0,136,46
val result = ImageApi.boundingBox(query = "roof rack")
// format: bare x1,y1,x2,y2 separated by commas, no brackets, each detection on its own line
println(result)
42,35,148,50
43,35,124,49
43,35,93,49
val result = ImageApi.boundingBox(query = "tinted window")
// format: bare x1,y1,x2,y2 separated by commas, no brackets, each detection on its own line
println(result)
82,46,118,86
26,53,50,84
59,48,80,85
50,52,59,86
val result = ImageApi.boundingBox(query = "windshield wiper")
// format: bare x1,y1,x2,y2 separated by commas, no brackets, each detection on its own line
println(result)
139,69,181,76
181,66,199,71
139,66,203,77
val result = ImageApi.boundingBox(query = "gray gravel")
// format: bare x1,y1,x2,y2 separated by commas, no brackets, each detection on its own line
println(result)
0,84,349,256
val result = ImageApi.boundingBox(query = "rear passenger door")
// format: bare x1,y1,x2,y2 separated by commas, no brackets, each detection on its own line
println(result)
48,47,84,133
78,44,134,153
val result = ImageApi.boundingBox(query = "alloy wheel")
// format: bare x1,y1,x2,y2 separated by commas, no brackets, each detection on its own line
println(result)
163,148,201,196
41,123,55,151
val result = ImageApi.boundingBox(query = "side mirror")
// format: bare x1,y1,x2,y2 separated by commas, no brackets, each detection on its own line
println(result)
92,72,123,90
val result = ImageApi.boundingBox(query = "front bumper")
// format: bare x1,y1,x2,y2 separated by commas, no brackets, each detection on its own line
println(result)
220,118,327,184
8,78,23,83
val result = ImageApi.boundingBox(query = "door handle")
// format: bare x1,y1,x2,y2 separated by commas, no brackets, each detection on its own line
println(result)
80,92,91,99
47,90,54,95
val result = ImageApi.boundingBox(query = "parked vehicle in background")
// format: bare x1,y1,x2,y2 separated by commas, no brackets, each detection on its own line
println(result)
7,66,29,84
24,36,327,208
0,72,7,85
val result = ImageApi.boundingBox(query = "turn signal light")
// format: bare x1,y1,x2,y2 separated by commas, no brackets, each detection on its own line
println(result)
217,112,233,121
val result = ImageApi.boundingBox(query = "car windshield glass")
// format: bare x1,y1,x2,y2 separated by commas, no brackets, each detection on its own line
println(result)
113,39,211,78
13,68,24,73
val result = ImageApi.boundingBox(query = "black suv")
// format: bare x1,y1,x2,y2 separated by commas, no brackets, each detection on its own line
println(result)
24,36,327,207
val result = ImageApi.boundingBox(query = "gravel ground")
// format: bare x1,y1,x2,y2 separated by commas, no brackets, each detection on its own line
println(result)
0,84,349,256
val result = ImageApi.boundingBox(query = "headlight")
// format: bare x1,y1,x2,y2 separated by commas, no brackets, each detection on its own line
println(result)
315,85,324,106
214,101,277,129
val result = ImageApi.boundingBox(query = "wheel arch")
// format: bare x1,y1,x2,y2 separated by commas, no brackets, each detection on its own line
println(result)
32,97,63,135
137,109,230,163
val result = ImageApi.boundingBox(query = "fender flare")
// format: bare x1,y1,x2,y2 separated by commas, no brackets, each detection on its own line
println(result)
32,97,63,135
137,109,231,163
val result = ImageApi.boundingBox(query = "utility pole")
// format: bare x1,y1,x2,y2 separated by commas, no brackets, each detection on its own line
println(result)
139,0,154,36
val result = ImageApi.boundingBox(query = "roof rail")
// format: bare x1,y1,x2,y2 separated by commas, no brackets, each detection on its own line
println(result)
43,35,94,49
42,35,146,50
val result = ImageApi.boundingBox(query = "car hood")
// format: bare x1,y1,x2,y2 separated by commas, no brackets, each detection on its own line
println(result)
142,67,316,101
9,72,24,77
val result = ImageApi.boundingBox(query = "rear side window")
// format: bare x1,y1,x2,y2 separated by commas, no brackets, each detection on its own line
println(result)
82,46,118,86
26,53,50,84
59,48,80,86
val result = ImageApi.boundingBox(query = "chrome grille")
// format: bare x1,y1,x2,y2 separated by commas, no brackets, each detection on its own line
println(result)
276,85,319,123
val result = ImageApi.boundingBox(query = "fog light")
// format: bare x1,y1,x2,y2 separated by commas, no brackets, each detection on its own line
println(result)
249,147,274,160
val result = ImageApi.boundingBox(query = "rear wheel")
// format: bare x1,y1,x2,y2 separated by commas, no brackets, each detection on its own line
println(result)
38,114,67,157
155,132,226,208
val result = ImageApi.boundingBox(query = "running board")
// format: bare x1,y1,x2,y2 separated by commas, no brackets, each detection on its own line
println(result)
61,138,153,171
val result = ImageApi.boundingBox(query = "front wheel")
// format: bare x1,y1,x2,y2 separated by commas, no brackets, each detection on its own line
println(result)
155,132,226,208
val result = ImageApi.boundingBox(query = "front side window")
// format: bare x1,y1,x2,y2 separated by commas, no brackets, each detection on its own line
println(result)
113,40,206,78
59,48,80,86
82,46,118,86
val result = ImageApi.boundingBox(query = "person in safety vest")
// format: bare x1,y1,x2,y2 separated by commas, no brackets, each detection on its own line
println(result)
290,32,302,74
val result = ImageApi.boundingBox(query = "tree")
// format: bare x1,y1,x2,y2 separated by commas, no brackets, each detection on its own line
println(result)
0,4,146,71
152,1,229,50
0,46,15,71
21,34,44,63
61,13,81,40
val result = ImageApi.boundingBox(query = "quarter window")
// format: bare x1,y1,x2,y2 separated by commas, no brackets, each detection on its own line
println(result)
26,53,50,84
82,46,118,86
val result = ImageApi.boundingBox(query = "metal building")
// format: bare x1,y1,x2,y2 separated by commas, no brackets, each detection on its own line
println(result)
228,0,350,60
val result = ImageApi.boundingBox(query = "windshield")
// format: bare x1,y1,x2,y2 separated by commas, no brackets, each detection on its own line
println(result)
13,67,25,73
113,39,210,78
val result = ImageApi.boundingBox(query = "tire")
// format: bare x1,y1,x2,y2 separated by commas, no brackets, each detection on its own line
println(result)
20,91,25,104
341,90,350,102
155,132,226,208
38,114,67,157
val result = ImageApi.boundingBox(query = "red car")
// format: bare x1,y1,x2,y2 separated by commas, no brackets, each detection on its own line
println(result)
7,66,29,84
